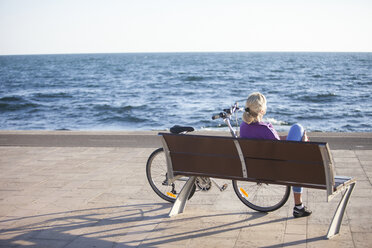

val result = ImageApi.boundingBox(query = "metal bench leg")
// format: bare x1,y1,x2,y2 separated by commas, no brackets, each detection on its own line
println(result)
169,176,196,217
327,182,356,239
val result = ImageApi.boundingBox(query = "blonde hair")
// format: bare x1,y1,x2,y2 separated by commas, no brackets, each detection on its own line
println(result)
242,92,267,124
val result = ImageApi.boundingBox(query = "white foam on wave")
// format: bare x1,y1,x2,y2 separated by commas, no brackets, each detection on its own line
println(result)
264,117,288,126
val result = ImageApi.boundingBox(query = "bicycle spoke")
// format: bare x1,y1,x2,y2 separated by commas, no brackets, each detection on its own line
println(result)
146,148,196,202
233,180,290,212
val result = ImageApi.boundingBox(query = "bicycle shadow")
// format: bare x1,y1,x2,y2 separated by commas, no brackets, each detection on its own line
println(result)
0,203,324,247
0,202,168,247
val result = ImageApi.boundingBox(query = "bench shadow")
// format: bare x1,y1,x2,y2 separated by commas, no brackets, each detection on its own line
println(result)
0,203,324,247
261,236,326,248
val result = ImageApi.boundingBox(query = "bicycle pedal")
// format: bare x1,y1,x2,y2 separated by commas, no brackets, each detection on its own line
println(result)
220,184,228,191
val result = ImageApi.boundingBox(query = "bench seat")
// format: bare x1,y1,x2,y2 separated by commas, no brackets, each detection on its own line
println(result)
159,133,356,239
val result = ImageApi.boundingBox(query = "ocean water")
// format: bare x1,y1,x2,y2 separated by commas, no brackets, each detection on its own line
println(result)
0,52,371,132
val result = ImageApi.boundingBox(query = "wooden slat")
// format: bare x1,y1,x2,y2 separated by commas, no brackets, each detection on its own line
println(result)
244,158,326,185
162,133,244,178
163,133,238,156
171,153,243,178
238,138,325,163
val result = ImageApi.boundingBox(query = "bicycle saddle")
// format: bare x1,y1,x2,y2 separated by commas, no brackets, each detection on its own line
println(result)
170,125,194,134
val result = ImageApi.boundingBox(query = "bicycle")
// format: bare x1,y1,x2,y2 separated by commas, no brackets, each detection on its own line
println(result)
146,102,290,212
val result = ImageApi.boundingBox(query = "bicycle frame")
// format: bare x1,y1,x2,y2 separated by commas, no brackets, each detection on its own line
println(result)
214,102,241,138
165,103,242,187
224,116,238,138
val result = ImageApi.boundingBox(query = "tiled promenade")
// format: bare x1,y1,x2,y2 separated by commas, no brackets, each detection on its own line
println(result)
0,131,371,247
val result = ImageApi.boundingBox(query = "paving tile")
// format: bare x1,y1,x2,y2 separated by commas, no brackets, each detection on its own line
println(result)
188,237,236,248
348,217,372,233
282,233,307,248
235,229,284,247
335,162,362,168
352,232,372,248
331,150,356,158
63,236,116,248
285,224,307,235
334,157,360,163
19,238,69,248
306,238,355,248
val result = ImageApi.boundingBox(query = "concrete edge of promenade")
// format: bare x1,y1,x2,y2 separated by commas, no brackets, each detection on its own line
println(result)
0,130,371,150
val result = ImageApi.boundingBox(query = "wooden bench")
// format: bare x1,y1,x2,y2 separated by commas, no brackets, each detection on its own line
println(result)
159,132,356,239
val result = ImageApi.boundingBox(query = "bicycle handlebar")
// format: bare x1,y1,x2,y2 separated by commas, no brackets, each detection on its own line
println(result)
211,102,243,120
211,114,221,120
212,102,242,138
211,113,226,120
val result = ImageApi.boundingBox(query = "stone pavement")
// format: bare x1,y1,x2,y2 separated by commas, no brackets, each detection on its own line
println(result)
0,132,371,247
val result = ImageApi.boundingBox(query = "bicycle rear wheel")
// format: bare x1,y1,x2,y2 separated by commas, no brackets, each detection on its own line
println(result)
232,180,290,212
146,148,196,203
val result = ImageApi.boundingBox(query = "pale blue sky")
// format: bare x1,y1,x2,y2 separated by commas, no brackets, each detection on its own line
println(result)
0,0,371,55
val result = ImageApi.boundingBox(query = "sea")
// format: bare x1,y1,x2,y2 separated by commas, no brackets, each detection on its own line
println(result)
0,52,371,132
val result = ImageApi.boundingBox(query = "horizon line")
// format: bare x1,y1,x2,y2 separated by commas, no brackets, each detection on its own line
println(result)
1,50,372,56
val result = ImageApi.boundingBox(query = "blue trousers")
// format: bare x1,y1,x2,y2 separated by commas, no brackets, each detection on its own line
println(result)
286,124,305,194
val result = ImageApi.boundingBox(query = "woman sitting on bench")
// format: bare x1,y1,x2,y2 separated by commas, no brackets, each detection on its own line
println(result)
240,92,312,218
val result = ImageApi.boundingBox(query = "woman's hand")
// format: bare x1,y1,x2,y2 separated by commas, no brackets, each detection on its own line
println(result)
302,131,309,142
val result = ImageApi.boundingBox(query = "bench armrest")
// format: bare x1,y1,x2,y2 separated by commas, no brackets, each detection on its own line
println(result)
319,144,336,201
160,135,175,184
334,176,356,192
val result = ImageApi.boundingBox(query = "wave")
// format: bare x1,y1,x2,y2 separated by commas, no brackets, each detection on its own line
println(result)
98,115,147,124
264,118,289,126
298,92,338,103
312,74,322,78
316,93,337,97
341,123,371,132
182,76,205,82
93,104,148,113
270,69,285,73
0,95,40,112
357,81,372,86
0,96,24,102
32,92,73,99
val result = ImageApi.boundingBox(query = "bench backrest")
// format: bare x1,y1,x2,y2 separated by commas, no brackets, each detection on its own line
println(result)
160,133,335,194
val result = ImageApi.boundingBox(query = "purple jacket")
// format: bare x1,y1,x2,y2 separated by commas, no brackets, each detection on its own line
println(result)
240,121,280,140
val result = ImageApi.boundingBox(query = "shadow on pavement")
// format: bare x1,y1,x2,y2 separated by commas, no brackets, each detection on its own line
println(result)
0,203,324,247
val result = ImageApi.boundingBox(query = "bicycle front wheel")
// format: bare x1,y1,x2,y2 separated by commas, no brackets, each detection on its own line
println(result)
146,148,196,203
232,180,290,212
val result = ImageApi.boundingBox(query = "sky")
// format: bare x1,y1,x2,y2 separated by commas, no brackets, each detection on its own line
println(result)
0,0,371,55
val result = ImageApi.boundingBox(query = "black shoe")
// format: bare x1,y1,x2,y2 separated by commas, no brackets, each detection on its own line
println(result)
293,206,312,218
